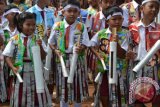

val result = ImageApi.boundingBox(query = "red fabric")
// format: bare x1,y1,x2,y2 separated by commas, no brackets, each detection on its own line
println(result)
145,27,150,51
65,26,70,49
23,37,28,57
100,72,109,96
129,24,140,44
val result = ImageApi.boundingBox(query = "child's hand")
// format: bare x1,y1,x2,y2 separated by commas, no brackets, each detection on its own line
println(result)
36,39,42,46
126,50,137,60
47,28,51,38
75,45,85,53
12,67,18,75
97,54,104,61
54,49,62,57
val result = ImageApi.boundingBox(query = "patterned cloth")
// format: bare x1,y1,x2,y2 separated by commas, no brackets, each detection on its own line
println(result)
0,50,7,102
55,54,89,102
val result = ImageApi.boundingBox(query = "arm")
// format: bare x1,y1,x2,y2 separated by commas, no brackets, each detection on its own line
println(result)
5,56,18,74
117,43,127,59
36,39,46,60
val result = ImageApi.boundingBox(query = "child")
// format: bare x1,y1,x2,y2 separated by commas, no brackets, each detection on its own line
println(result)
2,12,52,107
48,0,89,107
87,0,99,16
0,0,7,103
3,5,20,45
87,1,116,105
27,0,55,44
90,6,129,106
88,0,116,36
8,0,29,12
127,0,160,106
0,0,8,29
2,5,21,102
121,0,143,28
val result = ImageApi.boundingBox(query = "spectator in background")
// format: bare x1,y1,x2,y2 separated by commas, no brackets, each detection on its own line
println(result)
8,0,29,11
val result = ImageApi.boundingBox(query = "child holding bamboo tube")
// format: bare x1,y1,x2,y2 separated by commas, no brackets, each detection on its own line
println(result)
48,0,90,107
90,6,130,106
2,12,52,107
126,0,160,106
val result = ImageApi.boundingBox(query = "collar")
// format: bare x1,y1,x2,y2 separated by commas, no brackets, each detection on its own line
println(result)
105,28,112,34
132,0,139,9
3,25,17,33
20,33,32,38
137,20,156,28
99,11,105,20
35,4,47,12
0,16,8,25
64,19,78,29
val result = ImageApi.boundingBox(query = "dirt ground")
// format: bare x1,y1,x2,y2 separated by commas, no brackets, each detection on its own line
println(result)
0,84,94,107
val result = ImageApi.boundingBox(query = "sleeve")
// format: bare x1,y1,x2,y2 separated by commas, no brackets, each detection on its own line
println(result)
41,40,47,52
122,5,129,27
81,25,90,47
121,32,131,51
2,40,15,57
87,15,94,32
90,32,99,46
48,23,58,45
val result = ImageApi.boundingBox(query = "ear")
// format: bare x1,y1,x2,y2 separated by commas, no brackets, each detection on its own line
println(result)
122,17,124,22
140,5,144,13
61,9,66,17
78,10,80,15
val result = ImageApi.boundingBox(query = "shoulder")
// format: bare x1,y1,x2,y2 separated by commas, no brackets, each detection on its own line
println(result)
75,22,85,32
129,21,139,30
53,22,62,30
98,29,107,36
26,5,36,12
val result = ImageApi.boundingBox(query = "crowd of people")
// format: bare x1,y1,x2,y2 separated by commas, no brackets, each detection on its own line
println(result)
0,0,160,107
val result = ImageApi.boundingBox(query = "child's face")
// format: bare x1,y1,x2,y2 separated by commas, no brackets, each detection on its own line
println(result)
100,0,115,10
5,12,16,23
22,19,36,36
63,8,80,24
141,1,159,21
108,15,123,29
0,2,6,16
40,0,50,6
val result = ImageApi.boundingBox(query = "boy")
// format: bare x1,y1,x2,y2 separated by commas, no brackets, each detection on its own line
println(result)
48,0,90,107
27,0,54,43
127,0,160,106
90,6,128,107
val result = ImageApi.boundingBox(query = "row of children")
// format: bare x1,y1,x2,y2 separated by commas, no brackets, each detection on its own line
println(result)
0,0,160,107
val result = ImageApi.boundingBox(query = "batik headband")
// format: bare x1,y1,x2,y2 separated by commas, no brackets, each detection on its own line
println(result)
142,0,160,5
64,4,80,11
106,12,123,20
3,8,21,16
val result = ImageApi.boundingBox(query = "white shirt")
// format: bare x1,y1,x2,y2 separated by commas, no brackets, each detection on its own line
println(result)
3,33,46,57
122,0,139,27
88,11,106,32
48,19,90,53
0,16,8,30
3,26,19,38
133,20,156,61
90,28,130,51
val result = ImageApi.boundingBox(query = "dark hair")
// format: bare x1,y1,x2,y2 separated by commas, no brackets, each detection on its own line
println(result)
16,12,36,32
4,4,19,13
102,6,123,19
63,0,80,8
8,0,25,4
